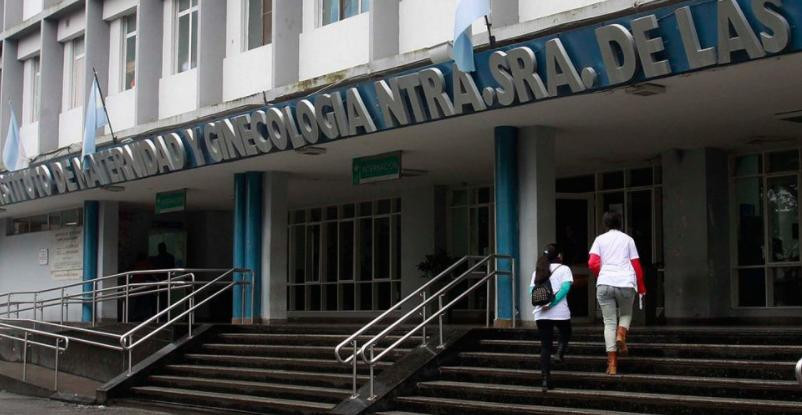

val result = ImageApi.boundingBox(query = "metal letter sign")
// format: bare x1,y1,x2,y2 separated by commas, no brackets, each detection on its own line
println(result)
155,190,187,214
353,152,402,185
1,0,801,205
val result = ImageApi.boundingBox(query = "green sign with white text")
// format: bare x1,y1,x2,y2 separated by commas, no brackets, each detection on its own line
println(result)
155,190,186,214
353,152,401,185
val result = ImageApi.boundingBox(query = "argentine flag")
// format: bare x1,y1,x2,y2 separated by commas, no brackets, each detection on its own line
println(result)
82,75,109,160
453,0,491,72
2,106,26,171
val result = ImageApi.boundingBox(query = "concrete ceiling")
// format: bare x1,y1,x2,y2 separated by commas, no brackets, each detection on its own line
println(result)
3,52,802,217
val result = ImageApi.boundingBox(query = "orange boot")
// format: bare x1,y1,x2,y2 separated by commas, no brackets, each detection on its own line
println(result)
606,352,618,375
616,326,629,356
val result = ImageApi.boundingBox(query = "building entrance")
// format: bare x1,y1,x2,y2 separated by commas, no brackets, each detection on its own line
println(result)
556,196,593,321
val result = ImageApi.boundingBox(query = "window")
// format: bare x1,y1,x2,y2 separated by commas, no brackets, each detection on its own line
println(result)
30,57,40,122
732,150,802,307
175,0,198,73
287,198,401,312
6,208,83,236
447,186,494,311
320,0,369,26
121,14,136,90
245,0,272,50
69,37,85,109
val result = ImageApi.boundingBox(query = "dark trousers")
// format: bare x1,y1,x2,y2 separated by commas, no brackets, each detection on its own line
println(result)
536,319,572,376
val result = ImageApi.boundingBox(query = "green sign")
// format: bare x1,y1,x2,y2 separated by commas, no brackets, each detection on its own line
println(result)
155,190,186,214
353,152,401,185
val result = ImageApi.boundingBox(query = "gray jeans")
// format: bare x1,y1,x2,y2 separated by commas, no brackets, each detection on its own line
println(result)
596,285,636,352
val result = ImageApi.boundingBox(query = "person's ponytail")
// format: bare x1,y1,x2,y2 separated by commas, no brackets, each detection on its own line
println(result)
535,243,561,284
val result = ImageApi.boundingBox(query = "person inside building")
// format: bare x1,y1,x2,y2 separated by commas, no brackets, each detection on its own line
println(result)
530,243,573,392
588,211,646,375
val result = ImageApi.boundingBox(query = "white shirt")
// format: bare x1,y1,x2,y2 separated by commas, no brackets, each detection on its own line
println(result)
589,230,639,289
530,263,574,321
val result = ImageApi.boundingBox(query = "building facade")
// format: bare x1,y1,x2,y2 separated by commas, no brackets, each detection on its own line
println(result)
0,0,800,325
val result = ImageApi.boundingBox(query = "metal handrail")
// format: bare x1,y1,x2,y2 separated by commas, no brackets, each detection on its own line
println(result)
796,357,802,386
0,322,70,389
335,253,515,400
0,267,254,390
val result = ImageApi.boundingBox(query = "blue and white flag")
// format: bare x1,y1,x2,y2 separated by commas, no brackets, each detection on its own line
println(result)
453,0,491,72
82,75,109,160
2,105,26,171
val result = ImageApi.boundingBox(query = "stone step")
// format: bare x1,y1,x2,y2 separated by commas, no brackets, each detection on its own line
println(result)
181,353,392,373
488,332,802,346
457,351,794,380
129,385,334,414
438,366,802,401
212,332,425,347
477,339,802,360
415,380,802,414
146,375,351,403
197,343,412,359
393,396,652,415
161,364,367,389
373,412,432,415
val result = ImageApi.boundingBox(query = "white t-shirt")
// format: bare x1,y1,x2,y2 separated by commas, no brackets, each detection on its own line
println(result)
589,230,639,289
530,264,574,321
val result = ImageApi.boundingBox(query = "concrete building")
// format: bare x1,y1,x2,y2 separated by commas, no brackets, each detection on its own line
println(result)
0,0,799,327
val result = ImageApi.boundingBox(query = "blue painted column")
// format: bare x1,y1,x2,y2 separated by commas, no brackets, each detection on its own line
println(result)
244,172,263,321
82,200,99,322
494,127,519,324
232,174,247,322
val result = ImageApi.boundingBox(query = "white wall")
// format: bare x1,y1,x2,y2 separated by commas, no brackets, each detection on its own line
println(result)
223,45,272,102
519,0,604,22
17,33,41,60
398,0,487,55
159,69,198,119
299,12,369,80
56,8,85,42
105,88,136,133
0,222,83,322
19,122,38,159
102,0,137,20
58,107,83,149
22,0,43,21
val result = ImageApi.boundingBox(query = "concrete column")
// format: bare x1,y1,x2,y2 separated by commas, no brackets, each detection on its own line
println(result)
98,201,119,321
662,148,730,321
84,0,110,112
3,1,22,29
82,200,99,323
0,40,23,159
261,172,288,323
517,126,556,324
494,126,518,325
197,0,225,108
135,0,163,125
271,0,302,88
369,0,399,61
245,172,264,321
39,19,63,154
232,173,246,322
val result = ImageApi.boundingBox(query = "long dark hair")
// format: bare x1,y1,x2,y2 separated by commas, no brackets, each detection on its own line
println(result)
535,243,561,284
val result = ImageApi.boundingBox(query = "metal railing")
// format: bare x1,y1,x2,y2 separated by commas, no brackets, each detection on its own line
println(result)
335,254,515,400
796,357,802,386
0,323,68,390
0,267,254,390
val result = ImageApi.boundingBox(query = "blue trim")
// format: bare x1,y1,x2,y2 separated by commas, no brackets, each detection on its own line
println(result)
244,172,263,319
232,174,247,320
494,127,519,321
82,200,99,323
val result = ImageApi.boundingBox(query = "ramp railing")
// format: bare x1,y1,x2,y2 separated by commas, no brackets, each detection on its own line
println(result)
0,267,253,391
335,254,515,400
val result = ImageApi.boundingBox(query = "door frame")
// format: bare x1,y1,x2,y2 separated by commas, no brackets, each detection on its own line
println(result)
556,193,597,323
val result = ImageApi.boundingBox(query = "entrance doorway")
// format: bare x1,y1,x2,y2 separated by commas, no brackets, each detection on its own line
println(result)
556,196,594,321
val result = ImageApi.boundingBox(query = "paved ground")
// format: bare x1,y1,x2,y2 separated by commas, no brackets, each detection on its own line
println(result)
0,392,172,414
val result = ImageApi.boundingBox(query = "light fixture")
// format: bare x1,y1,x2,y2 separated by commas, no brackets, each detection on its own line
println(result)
625,83,666,96
295,146,327,156
101,185,125,192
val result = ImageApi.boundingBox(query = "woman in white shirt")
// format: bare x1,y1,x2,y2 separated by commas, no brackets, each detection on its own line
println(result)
588,211,646,375
530,243,573,392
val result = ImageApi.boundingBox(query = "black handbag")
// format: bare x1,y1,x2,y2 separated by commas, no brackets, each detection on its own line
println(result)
531,280,554,306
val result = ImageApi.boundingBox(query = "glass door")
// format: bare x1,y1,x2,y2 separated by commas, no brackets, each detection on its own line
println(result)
556,195,594,321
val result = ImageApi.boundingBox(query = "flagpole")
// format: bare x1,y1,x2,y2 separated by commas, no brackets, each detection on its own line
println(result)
484,15,496,48
91,67,117,144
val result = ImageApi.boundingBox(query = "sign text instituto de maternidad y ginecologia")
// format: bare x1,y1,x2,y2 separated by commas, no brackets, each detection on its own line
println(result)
0,0,797,205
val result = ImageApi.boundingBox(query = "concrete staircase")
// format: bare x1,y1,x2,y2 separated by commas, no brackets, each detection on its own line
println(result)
377,327,802,415
122,324,421,414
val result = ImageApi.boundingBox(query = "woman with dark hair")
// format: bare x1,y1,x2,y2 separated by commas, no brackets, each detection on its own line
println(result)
588,211,646,375
530,243,573,392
